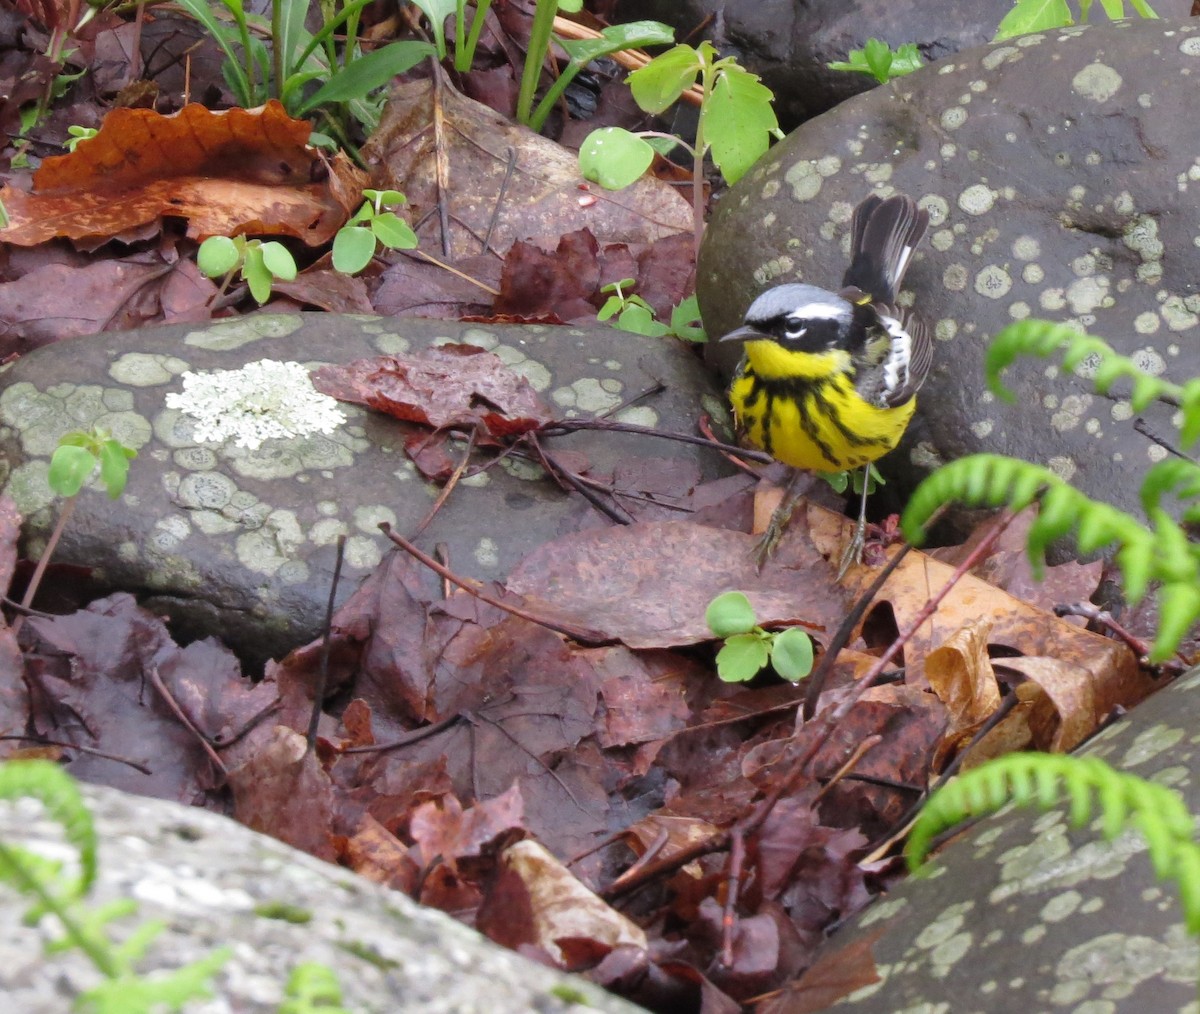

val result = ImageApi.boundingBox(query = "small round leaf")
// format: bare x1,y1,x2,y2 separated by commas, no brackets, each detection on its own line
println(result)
579,127,654,190
197,236,240,278
705,590,757,638
716,634,769,683
333,226,378,275
770,628,814,682
47,444,96,497
260,242,297,281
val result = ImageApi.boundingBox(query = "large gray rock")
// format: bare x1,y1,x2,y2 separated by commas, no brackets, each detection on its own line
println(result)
699,19,1200,523
825,664,1200,1012
0,778,640,1013
0,314,730,667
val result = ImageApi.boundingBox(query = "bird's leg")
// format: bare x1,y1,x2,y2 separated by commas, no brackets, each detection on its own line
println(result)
754,469,808,571
837,466,872,578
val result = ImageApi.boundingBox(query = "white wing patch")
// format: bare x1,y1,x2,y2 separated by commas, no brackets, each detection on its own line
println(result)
881,314,911,401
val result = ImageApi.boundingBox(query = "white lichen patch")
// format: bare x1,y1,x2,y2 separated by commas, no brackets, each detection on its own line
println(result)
1042,890,1083,923
1022,264,1044,284
940,106,968,130
176,471,237,510
957,184,996,215
918,194,950,225
1012,235,1041,260
551,377,623,413
1066,276,1111,314
1051,395,1091,431
1040,288,1067,311
974,265,1013,299
353,504,397,534
1180,36,1200,55
784,161,823,201
109,353,189,387
343,534,384,570
615,405,659,427
942,264,969,292
1134,312,1160,334
930,229,955,252
982,46,1021,70
1047,455,1077,481
373,332,412,355
934,318,958,341
1119,724,1186,768
1161,296,1199,332
753,256,796,286
236,509,305,576
1072,62,1123,102
183,314,302,351
1131,347,1166,376
474,536,500,568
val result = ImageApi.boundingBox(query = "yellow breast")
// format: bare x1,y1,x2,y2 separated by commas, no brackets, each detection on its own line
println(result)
730,340,915,472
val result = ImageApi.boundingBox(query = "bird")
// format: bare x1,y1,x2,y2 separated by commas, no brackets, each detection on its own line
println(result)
720,193,931,573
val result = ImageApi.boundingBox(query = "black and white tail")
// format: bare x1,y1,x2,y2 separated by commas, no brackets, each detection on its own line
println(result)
841,194,929,304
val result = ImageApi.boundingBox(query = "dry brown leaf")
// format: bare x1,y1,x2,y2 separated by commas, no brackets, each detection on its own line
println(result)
925,620,1001,730
487,839,647,962
362,78,692,260
826,502,1154,717
994,655,1098,752
0,102,365,246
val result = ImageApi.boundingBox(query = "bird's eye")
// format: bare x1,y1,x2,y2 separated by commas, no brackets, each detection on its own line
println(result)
784,317,806,339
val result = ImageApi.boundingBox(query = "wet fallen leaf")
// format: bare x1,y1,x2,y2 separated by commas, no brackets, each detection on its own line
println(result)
312,344,554,441
479,839,647,961
0,102,365,246
362,78,692,260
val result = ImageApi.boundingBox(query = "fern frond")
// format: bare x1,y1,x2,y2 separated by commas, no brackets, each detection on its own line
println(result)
1140,458,1200,520
986,320,1191,423
907,755,1200,934
901,455,1200,659
0,760,96,899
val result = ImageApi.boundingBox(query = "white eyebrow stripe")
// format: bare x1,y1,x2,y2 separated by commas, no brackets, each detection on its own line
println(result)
792,302,848,318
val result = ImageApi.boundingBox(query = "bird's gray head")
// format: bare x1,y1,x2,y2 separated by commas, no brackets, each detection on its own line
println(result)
744,284,852,330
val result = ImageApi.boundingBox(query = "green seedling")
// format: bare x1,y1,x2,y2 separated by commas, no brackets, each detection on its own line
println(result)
597,281,705,341
332,189,418,275
705,591,814,684
49,427,137,501
64,125,98,152
827,39,924,84
995,0,1157,39
197,235,297,305
13,427,137,629
579,42,780,255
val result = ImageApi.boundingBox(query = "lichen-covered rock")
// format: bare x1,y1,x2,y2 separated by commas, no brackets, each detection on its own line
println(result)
826,664,1200,1012
699,19,1200,522
0,313,730,667
0,779,640,1013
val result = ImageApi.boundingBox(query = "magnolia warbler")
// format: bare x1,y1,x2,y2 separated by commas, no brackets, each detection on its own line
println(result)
720,193,931,572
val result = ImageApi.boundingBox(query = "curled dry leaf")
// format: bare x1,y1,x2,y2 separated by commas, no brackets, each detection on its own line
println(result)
0,101,366,246
479,839,647,962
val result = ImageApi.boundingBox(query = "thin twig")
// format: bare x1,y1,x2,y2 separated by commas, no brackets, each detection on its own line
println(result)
538,417,774,463
483,147,517,252
0,735,152,775
307,534,346,755
379,523,611,646
1054,601,1187,672
410,429,478,538
339,714,461,754
146,663,227,777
